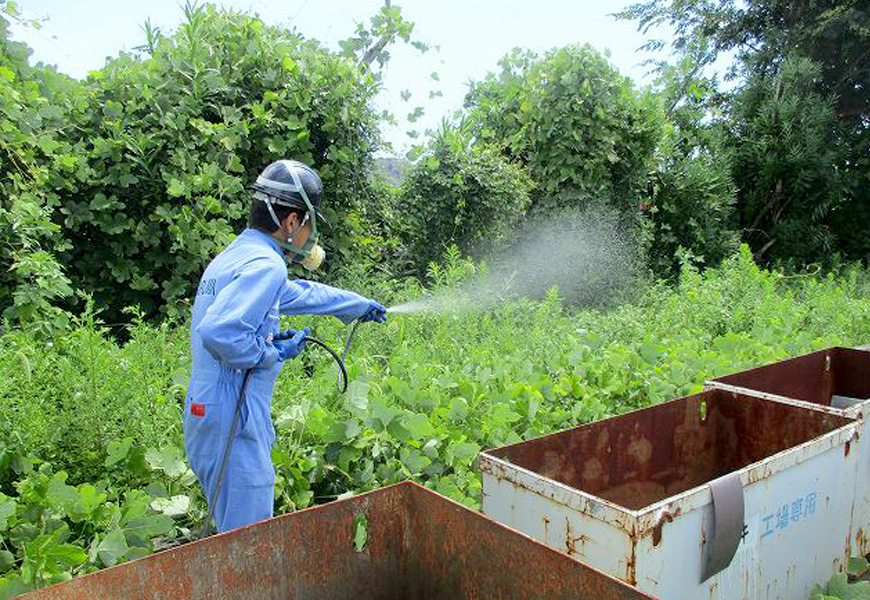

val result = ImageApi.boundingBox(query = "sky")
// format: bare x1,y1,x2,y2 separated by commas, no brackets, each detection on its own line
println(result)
9,0,659,154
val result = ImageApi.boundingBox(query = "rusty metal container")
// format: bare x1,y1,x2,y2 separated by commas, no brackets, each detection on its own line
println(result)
22,481,656,600
707,346,870,554
480,388,860,600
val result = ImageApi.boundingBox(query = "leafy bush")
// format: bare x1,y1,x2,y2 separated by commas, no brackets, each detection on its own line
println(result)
42,4,382,321
0,16,75,332
0,453,202,597
397,123,533,274
831,130,870,263
809,572,870,600
330,171,407,284
637,42,740,276
645,151,739,276
0,300,187,482
464,45,664,212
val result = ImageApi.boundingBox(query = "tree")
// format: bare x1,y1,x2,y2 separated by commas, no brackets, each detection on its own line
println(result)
48,4,387,321
397,122,533,274
641,38,738,275
618,0,870,263
464,45,664,215
726,57,844,262
0,13,74,331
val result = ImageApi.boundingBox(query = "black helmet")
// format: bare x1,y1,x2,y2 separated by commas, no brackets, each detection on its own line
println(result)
251,159,325,220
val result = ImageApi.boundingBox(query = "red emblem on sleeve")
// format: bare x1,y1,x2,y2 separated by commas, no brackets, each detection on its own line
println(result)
191,403,206,417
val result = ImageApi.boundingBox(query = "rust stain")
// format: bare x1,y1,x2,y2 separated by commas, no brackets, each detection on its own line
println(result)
708,581,717,600
564,517,574,556
651,511,673,548
562,515,592,559
625,544,637,587
623,522,639,586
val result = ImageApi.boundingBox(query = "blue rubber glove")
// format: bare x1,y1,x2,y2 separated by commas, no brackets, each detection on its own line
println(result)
274,327,309,361
359,300,387,324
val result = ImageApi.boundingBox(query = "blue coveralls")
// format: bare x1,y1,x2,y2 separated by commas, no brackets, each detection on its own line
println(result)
184,228,373,533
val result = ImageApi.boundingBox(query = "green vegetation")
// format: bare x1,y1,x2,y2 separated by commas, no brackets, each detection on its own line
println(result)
397,123,533,273
1,0,869,596
811,557,870,600
464,45,663,211
2,4,386,325
617,0,870,265
2,247,869,595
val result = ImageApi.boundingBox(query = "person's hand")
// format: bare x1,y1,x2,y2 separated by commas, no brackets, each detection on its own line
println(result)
359,300,387,323
275,327,309,361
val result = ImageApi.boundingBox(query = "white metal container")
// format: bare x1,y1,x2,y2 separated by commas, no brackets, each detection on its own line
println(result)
481,388,860,600
706,346,870,555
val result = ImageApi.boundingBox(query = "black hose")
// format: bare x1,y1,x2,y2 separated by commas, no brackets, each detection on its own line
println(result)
200,368,253,539
342,319,363,364
304,335,348,394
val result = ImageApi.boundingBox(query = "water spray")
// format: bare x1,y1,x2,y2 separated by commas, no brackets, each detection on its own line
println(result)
386,302,429,315
387,204,642,317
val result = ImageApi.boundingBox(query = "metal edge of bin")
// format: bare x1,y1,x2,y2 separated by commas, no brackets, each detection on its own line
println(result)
480,450,642,528
480,399,861,600
20,482,415,600
400,480,660,600
704,343,870,560
703,380,854,417
634,415,859,525
483,414,859,537
21,480,660,600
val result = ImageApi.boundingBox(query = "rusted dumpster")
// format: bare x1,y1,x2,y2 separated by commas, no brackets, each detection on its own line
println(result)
707,346,870,555
22,481,656,600
480,388,860,600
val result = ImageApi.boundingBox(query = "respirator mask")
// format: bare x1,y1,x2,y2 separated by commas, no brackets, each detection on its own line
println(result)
254,167,326,271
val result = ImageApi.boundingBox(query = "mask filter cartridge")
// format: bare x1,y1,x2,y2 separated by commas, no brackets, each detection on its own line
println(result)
300,243,325,271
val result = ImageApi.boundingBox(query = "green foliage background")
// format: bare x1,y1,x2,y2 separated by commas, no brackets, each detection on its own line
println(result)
0,16,74,332
3,0,868,324
618,0,870,265
397,123,533,274
1,0,869,596
1,4,387,326
727,57,844,263
464,45,663,213
65,5,386,321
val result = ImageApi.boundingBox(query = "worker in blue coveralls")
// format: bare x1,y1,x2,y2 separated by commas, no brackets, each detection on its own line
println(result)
184,159,387,533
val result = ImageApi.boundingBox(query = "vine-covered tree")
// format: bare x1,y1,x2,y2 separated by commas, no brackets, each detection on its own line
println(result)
464,45,664,215
0,11,75,332
0,2,420,326
619,0,870,263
